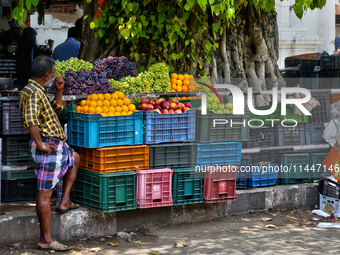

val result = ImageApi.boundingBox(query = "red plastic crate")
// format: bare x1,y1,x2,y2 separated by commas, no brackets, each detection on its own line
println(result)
203,165,238,203
136,169,173,208
330,94,340,104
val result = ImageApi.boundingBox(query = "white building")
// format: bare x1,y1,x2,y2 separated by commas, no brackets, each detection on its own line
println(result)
276,0,335,68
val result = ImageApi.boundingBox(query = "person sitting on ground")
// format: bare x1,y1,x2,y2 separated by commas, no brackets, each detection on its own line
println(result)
53,27,81,61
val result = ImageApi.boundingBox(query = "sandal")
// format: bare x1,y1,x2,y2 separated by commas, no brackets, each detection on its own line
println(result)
38,240,71,252
56,202,80,213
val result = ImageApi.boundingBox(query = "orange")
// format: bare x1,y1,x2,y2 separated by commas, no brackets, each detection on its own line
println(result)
177,86,183,92
101,113,108,117
172,89,176,92
90,101,97,108
176,80,182,86
91,94,99,101
183,79,190,86
118,92,125,99
103,100,110,107
121,112,127,116
112,94,118,100
127,111,133,115
117,99,123,106
114,90,120,94
177,74,184,81
128,104,136,111
115,106,122,113
80,100,87,107
123,97,130,105
104,93,111,100
121,105,129,112
114,112,121,116
110,99,117,107
107,112,114,116
108,106,115,113
170,78,177,84
98,93,104,101
86,100,91,106
102,106,109,114
183,74,190,80
88,107,96,114
182,86,188,92
83,106,89,113
171,84,177,90
95,107,102,114
76,106,82,112
170,73,178,79
182,97,187,100
97,101,103,107
87,95,92,101
187,97,191,100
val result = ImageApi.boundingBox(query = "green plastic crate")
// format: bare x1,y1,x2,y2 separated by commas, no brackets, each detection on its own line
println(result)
276,153,312,185
251,104,308,126
172,168,203,205
196,109,250,142
309,152,330,180
1,169,36,180
73,169,137,212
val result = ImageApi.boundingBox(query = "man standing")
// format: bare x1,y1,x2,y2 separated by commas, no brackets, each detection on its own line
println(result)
0,18,23,54
53,27,81,61
19,55,80,252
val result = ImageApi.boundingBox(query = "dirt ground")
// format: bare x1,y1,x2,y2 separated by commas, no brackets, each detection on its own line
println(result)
1,209,340,255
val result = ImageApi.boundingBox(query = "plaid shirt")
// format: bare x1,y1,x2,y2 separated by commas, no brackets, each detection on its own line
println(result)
19,79,66,142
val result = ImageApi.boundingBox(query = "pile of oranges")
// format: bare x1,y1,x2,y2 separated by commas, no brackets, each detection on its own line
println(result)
170,73,201,100
75,91,136,116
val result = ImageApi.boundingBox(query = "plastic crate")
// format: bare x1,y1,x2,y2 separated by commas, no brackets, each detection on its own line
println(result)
172,168,203,205
1,178,37,202
309,152,329,180
248,152,276,165
280,68,300,87
305,124,326,145
196,142,242,167
272,124,306,147
246,164,279,187
58,107,73,120
299,71,320,89
1,135,33,165
320,55,338,69
277,153,311,185
284,59,301,68
196,109,250,142
307,95,331,124
143,109,196,145
1,168,36,180
300,59,320,72
149,143,195,169
320,70,340,89
136,169,173,208
68,111,143,148
1,101,27,135
79,145,149,173
330,94,340,104
318,177,340,199
236,155,251,188
203,165,238,203
73,169,137,212
250,104,307,126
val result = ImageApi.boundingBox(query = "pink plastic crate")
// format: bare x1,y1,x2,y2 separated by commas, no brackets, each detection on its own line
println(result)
203,165,238,203
136,168,173,208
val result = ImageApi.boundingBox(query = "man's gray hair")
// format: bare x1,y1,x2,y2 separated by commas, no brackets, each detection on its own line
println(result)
31,55,55,78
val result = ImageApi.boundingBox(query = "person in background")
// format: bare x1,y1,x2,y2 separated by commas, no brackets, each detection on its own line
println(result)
15,27,42,87
19,55,80,252
75,17,83,35
0,18,23,54
53,27,81,61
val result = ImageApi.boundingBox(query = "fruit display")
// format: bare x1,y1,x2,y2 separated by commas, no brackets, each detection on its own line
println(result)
170,73,193,94
198,96,233,114
55,58,93,77
109,63,171,95
75,91,136,116
137,97,191,114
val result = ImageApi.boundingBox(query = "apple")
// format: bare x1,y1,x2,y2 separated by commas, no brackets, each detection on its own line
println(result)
154,109,161,114
141,98,149,104
149,100,156,105
185,102,191,108
166,99,172,105
161,101,171,109
147,104,154,109
154,104,162,110
137,104,142,110
141,103,149,110
155,99,162,105
172,98,180,104
183,107,190,113
161,109,169,114
169,109,175,114
175,109,182,113
170,103,178,110
177,103,185,111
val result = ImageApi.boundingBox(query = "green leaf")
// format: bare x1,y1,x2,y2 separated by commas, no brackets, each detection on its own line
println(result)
170,37,176,45
185,40,190,46
122,29,131,40
131,28,138,37
99,29,105,38
293,3,303,19
205,41,212,51
197,0,207,10
140,30,146,37
122,0,128,6
184,3,191,10
132,2,139,13
118,18,124,24
187,0,195,8
182,12,190,21
32,0,39,6
90,22,95,29
215,42,219,48
191,39,194,44
127,3,134,11
120,43,124,51
140,15,146,21
209,0,214,4
135,53,140,62
187,54,190,58
163,41,169,47
12,7,21,20
158,13,166,23
138,23,142,31
130,16,136,23
226,7,235,19
150,57,156,63
26,0,32,10
151,15,156,21
106,39,109,44
109,17,116,24
265,1,274,12
212,23,219,33
143,20,149,27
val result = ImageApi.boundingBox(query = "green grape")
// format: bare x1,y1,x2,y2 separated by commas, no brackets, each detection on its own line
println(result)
55,57,93,76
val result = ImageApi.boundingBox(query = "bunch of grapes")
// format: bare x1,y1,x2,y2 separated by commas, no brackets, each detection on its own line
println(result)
92,56,137,81
55,58,93,77
48,69,114,95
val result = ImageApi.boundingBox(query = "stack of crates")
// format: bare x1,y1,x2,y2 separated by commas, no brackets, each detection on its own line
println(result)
0,100,36,202
319,55,340,89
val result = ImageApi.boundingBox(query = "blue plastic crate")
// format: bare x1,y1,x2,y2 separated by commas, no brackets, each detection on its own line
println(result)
196,142,242,167
309,152,330,180
236,155,251,188
68,111,143,148
143,109,196,145
247,164,279,187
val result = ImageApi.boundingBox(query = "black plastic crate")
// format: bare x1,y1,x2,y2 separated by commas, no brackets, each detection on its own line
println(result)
320,55,340,69
236,155,251,188
149,143,196,169
284,59,301,68
1,178,38,202
318,177,340,199
2,135,34,165
299,71,320,89
320,70,340,89
300,59,320,72
247,152,276,165
272,124,306,147
305,124,326,145
307,95,331,124
1,101,28,135
280,68,300,87
1,168,36,180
